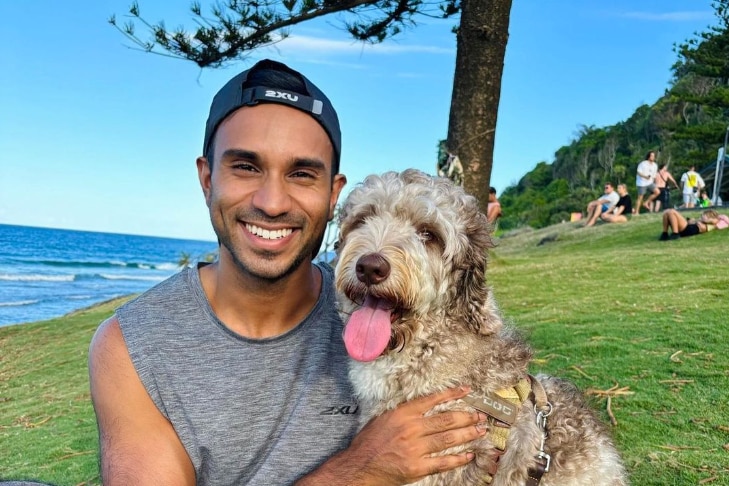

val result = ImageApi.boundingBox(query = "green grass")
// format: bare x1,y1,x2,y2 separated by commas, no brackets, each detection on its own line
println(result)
1,211,728,485
489,211,729,485
0,297,131,485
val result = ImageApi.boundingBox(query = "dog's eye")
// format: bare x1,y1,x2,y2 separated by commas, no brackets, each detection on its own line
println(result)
417,229,435,242
348,215,368,232
417,227,444,253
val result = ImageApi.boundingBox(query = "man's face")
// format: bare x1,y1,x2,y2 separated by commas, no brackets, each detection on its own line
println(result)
197,103,346,282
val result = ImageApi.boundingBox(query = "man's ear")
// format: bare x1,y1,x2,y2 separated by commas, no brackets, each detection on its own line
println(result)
329,174,347,221
197,156,212,207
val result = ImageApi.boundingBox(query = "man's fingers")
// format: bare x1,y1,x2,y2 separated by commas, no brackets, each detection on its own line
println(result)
400,451,476,481
425,421,488,453
424,452,476,477
338,390,490,485
408,386,472,414
423,409,486,433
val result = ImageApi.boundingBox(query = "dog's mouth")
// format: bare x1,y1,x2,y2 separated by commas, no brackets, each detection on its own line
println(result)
343,295,402,362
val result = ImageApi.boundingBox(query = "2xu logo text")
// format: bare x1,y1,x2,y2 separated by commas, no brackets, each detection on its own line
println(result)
320,405,359,415
265,90,299,102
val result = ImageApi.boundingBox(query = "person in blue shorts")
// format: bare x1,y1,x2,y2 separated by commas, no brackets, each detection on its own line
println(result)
601,183,633,224
584,182,620,227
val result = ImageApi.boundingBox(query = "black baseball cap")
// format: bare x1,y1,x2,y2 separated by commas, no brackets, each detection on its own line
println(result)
203,59,341,168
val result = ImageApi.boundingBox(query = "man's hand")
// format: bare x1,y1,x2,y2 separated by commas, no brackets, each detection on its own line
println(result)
298,387,487,486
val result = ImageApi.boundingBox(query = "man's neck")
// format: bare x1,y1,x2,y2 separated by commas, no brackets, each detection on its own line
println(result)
198,260,322,339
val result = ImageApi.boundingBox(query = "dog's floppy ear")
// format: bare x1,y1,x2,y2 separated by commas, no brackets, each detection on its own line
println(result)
453,201,499,335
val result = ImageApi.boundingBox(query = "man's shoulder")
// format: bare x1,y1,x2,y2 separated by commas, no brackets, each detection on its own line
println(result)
119,268,194,316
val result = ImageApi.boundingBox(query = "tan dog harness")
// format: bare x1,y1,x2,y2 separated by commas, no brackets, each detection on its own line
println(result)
464,375,552,485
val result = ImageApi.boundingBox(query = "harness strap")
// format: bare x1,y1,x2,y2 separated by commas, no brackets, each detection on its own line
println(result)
526,458,549,486
529,374,549,410
527,375,551,486
464,376,552,486
464,377,532,484
463,377,532,449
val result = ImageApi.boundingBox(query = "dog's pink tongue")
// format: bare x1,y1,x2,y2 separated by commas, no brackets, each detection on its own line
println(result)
344,295,393,362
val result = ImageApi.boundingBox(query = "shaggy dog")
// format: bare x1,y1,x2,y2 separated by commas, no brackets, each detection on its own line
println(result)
334,169,628,486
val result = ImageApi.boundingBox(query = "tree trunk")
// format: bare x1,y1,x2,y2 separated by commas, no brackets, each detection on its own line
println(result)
446,0,512,214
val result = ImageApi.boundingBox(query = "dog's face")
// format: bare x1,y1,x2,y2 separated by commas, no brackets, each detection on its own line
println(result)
335,169,495,362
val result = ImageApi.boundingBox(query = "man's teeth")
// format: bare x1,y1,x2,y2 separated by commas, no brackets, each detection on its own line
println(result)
246,224,293,240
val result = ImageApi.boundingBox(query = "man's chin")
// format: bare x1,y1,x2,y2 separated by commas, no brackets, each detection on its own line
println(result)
235,253,310,282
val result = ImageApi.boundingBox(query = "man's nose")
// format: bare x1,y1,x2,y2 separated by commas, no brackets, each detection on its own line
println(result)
251,176,293,217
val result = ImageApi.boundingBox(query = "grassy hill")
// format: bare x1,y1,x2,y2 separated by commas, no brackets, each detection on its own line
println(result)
1,211,728,485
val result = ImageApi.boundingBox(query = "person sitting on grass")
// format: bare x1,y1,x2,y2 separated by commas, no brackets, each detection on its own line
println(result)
584,182,620,227
659,209,729,240
699,191,711,208
601,183,632,224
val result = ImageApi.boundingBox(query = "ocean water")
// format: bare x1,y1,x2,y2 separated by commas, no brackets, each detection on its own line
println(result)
0,224,217,327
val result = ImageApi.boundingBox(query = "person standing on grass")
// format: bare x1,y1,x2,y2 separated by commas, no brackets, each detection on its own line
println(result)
653,163,679,212
635,151,660,213
584,182,620,227
87,59,488,486
680,164,705,208
486,186,502,226
601,183,633,224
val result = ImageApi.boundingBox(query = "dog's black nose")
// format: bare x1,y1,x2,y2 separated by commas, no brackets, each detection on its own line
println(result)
355,253,391,285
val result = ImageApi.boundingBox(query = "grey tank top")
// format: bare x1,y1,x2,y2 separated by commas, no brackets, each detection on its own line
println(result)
117,263,359,485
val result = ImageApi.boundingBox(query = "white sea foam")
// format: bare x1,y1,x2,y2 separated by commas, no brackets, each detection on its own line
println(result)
99,274,166,282
0,299,40,307
0,274,74,282
155,263,180,271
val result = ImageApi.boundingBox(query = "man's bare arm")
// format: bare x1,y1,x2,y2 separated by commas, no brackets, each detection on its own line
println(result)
296,387,487,486
88,316,195,485
487,206,500,224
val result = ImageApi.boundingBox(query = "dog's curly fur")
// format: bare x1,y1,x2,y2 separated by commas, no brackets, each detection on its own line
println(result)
335,169,628,486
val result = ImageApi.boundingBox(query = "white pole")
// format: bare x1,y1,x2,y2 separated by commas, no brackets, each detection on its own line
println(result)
712,126,729,206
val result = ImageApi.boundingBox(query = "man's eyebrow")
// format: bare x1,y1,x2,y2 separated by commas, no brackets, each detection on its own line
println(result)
219,149,329,173
220,148,258,161
292,158,327,172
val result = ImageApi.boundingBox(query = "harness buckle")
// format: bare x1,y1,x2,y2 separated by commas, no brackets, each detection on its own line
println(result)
537,450,551,472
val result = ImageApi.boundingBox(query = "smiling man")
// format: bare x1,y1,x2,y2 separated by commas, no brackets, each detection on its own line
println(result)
88,59,487,485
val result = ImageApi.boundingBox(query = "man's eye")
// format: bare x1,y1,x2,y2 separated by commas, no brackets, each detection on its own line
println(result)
291,171,317,179
232,163,257,171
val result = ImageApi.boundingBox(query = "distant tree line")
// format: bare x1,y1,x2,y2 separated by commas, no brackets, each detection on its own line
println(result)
497,0,729,231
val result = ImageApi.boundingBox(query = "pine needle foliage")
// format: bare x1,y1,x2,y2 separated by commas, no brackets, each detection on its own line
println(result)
108,0,461,67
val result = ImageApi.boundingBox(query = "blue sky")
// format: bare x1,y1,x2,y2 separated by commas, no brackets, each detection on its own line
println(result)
0,1,718,241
